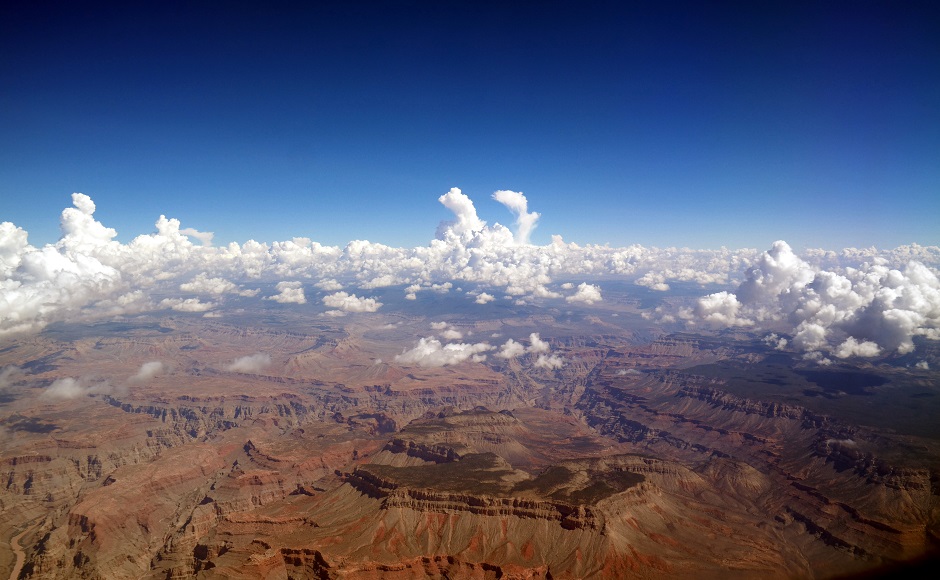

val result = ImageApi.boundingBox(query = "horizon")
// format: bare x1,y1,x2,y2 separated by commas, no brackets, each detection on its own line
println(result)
2,2,939,250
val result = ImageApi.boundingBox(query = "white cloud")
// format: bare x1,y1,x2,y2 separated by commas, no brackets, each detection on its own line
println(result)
160,297,216,312
497,339,526,359
265,281,307,304
566,283,602,304
131,361,166,382
179,227,214,246
1,190,938,362
41,377,113,400
180,274,236,295
225,353,272,373
763,333,788,350
833,337,881,358
323,291,382,313
394,337,493,367
492,190,540,245
916,360,930,370
474,292,495,304
441,328,464,341
690,241,940,356
527,332,550,353
534,354,564,369
436,187,486,239
315,278,343,291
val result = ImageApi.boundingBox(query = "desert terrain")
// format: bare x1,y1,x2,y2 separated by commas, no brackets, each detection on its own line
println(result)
1,295,938,579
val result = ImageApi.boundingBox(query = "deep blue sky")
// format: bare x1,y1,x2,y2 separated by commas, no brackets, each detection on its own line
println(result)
2,1,938,250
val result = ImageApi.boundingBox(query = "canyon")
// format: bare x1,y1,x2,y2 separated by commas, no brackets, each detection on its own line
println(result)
1,306,938,578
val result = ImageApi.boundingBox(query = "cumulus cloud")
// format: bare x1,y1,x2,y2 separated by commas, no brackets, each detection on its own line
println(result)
474,292,495,304
497,339,526,359
833,337,881,358
322,291,382,313
528,332,550,353
180,273,255,297
566,283,602,304
41,377,113,400
315,278,343,291
160,297,216,312
265,281,307,304
534,354,564,369
495,333,562,368
690,241,940,356
1,190,938,354
131,361,166,382
394,337,493,367
436,187,486,239
492,190,540,245
441,328,464,340
225,353,272,373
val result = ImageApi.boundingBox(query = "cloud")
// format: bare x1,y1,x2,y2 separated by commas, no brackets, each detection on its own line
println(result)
441,328,464,340
0,365,23,389
436,187,486,239
322,291,382,313
616,369,643,376
689,241,940,356
527,332,550,353
497,339,526,359
160,297,216,312
833,337,881,358
492,190,540,245
534,354,564,369
179,227,214,246
180,273,255,296
1,190,938,360
225,353,272,373
41,377,114,400
315,278,343,291
265,281,307,304
495,333,562,368
474,292,495,304
131,361,167,382
566,283,602,304
394,337,493,367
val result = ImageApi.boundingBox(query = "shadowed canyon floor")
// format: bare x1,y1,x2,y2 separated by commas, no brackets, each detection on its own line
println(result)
1,304,939,578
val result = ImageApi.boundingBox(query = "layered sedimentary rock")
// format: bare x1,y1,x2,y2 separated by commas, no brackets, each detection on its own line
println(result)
1,318,938,578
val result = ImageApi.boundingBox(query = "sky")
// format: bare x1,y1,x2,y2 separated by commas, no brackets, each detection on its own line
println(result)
1,1,938,250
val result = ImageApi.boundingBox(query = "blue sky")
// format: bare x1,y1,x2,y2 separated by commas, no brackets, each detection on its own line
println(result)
1,1,938,250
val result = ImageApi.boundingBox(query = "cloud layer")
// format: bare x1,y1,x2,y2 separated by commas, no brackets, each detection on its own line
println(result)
1,190,938,361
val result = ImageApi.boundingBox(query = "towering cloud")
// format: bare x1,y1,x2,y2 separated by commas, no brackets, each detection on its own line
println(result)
436,188,486,239
492,190,540,245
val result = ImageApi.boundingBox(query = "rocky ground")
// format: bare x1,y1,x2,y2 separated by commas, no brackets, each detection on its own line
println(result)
1,313,938,578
